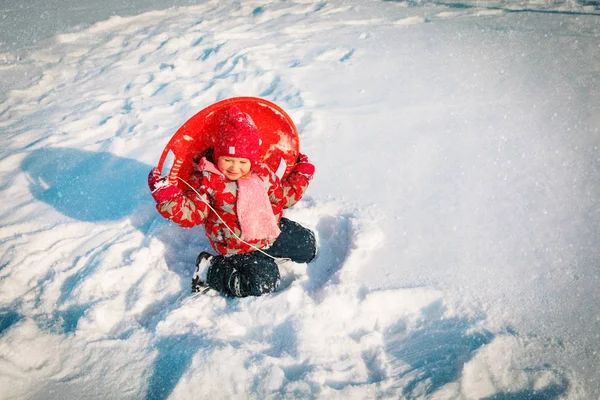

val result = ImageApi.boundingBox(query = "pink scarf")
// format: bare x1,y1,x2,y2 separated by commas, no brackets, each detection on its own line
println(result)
198,158,280,241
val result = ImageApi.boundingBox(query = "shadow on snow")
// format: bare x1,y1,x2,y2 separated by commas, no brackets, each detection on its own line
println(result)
0,309,22,336
20,147,208,273
384,309,569,399
21,147,149,222
146,334,204,400
385,315,494,397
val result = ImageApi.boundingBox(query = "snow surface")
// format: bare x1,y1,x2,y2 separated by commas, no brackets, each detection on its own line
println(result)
1,0,600,399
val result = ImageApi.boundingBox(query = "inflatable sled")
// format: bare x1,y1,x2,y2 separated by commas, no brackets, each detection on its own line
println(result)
157,97,300,187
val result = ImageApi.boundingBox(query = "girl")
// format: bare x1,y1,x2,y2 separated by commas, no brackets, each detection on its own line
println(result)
148,106,316,297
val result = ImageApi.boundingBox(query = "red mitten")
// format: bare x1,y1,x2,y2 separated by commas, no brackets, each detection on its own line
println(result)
148,168,181,203
293,153,315,179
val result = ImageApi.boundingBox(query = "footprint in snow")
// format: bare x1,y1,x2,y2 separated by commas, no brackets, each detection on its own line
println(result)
316,48,355,62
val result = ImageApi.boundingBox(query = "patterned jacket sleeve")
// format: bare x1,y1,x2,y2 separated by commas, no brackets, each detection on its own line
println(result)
280,171,311,209
155,171,211,228
263,167,284,220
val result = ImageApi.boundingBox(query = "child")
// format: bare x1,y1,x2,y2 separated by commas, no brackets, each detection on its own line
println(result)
148,106,316,297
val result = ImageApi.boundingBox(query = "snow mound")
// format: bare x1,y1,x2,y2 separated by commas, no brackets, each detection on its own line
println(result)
1,1,598,398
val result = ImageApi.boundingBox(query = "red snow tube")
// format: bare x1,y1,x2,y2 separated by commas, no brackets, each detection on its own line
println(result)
157,97,300,187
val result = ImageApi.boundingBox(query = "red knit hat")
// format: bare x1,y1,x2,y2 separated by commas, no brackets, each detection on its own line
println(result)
214,106,260,166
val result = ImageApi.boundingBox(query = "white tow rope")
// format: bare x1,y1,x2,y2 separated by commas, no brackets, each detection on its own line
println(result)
175,177,290,264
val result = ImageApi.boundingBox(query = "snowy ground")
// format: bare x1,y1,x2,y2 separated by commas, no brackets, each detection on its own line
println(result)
1,0,599,399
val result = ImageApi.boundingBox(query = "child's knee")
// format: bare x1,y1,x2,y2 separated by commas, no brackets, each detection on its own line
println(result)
296,229,317,263
251,270,280,296
228,258,280,297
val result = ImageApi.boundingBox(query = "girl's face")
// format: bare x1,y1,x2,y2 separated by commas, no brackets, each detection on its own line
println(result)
217,156,252,180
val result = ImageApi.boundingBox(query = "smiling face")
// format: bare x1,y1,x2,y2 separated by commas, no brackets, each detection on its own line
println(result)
217,156,252,180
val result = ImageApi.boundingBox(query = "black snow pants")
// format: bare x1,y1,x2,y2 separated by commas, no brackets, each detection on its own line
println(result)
205,218,317,297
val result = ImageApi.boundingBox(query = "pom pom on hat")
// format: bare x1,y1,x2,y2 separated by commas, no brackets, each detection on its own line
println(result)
214,106,260,166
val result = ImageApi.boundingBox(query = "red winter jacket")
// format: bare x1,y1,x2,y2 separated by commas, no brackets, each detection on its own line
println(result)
155,158,311,255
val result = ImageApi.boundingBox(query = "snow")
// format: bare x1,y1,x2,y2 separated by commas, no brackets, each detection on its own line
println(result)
1,0,600,398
